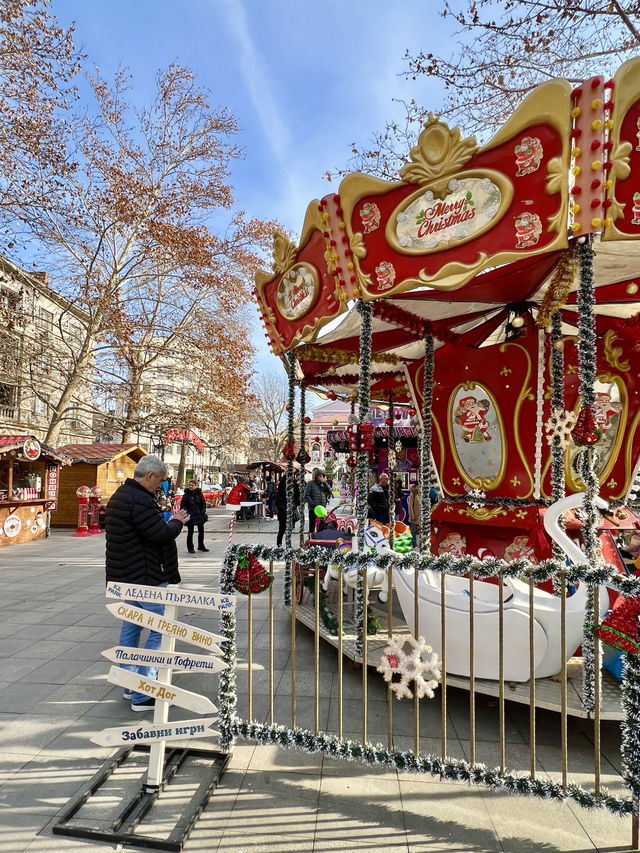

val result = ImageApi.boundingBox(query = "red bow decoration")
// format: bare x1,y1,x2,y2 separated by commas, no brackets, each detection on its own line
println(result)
591,595,640,654
283,442,296,461
571,405,601,447
233,552,274,595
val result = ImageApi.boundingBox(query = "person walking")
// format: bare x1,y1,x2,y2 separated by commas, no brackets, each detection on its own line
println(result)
394,476,405,520
408,481,420,548
305,469,332,535
368,472,390,524
275,473,301,547
105,455,189,712
265,474,276,518
180,479,209,553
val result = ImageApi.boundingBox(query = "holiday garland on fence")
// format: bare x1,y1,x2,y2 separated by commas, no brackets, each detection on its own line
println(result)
230,718,632,815
219,540,640,815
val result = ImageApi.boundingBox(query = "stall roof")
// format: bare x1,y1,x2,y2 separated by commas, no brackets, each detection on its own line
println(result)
0,435,71,465
56,443,147,465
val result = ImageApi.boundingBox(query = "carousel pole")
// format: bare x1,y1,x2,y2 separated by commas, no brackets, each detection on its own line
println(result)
283,351,297,606
387,391,396,551
420,332,435,555
550,307,570,790
355,300,373,658
575,236,600,715
298,378,306,550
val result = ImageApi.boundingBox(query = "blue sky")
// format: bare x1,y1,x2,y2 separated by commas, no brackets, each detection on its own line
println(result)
54,0,453,371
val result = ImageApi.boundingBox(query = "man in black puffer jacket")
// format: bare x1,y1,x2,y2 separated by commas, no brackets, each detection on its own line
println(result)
105,455,190,712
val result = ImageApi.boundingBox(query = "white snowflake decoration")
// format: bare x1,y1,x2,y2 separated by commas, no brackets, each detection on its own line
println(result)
544,408,578,448
377,635,441,700
448,179,461,192
467,488,486,509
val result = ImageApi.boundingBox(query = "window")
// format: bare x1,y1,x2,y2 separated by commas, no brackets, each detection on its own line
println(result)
38,307,54,340
31,393,49,418
67,404,82,429
0,383,16,415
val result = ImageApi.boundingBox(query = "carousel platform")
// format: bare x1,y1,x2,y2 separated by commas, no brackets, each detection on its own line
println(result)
292,592,625,721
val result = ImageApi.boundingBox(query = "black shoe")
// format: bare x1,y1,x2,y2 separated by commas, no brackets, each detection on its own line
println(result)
188,549,195,553
197,547,209,552
131,697,155,712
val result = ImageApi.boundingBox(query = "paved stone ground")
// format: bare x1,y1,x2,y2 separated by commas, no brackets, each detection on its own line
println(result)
0,509,635,852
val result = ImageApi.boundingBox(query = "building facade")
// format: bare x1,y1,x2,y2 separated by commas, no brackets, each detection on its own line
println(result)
0,256,93,445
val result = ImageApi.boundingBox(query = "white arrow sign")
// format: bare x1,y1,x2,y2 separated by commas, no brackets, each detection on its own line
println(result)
106,602,224,653
108,666,218,715
101,646,228,674
90,716,219,747
106,582,236,613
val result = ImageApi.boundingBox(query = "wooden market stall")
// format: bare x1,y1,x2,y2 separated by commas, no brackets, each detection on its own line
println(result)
54,443,147,526
0,435,70,546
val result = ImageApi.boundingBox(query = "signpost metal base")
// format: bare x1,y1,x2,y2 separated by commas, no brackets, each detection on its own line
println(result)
52,744,230,852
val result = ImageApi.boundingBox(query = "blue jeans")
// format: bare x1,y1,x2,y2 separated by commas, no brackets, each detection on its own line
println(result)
119,582,167,704
409,522,420,549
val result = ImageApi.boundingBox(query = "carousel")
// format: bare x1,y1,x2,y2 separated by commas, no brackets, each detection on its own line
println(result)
246,59,640,720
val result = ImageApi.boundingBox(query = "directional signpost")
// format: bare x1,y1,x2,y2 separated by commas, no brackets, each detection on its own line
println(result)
107,666,218,715
55,580,235,851
105,601,225,655
101,646,229,674
90,716,219,748
93,581,236,793
106,581,236,613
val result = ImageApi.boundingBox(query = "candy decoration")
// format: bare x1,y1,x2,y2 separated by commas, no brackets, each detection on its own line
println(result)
591,596,640,654
233,552,274,595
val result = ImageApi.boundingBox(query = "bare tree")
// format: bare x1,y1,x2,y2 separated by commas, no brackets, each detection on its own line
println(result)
2,64,277,446
346,1,640,179
248,370,292,461
0,0,80,226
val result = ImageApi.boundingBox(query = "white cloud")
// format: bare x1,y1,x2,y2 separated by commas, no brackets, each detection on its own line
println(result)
221,0,291,167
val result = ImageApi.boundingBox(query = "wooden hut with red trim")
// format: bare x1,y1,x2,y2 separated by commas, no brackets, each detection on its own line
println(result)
0,435,70,546
54,444,147,526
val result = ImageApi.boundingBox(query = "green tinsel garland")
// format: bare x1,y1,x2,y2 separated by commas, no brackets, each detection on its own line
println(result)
298,379,306,550
284,352,297,606
219,549,238,752
219,544,640,814
387,392,396,550
420,333,434,554
621,653,640,800
229,718,633,816
576,237,600,713
223,541,640,597
355,300,373,657
550,309,568,596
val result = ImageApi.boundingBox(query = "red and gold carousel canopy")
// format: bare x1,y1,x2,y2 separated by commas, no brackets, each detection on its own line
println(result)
253,58,640,399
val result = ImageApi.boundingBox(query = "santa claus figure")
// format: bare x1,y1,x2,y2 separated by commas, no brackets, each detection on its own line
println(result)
438,531,466,557
593,392,622,437
455,396,491,443
504,534,538,564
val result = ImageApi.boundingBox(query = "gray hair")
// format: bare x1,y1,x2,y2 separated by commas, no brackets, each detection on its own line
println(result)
134,455,168,479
